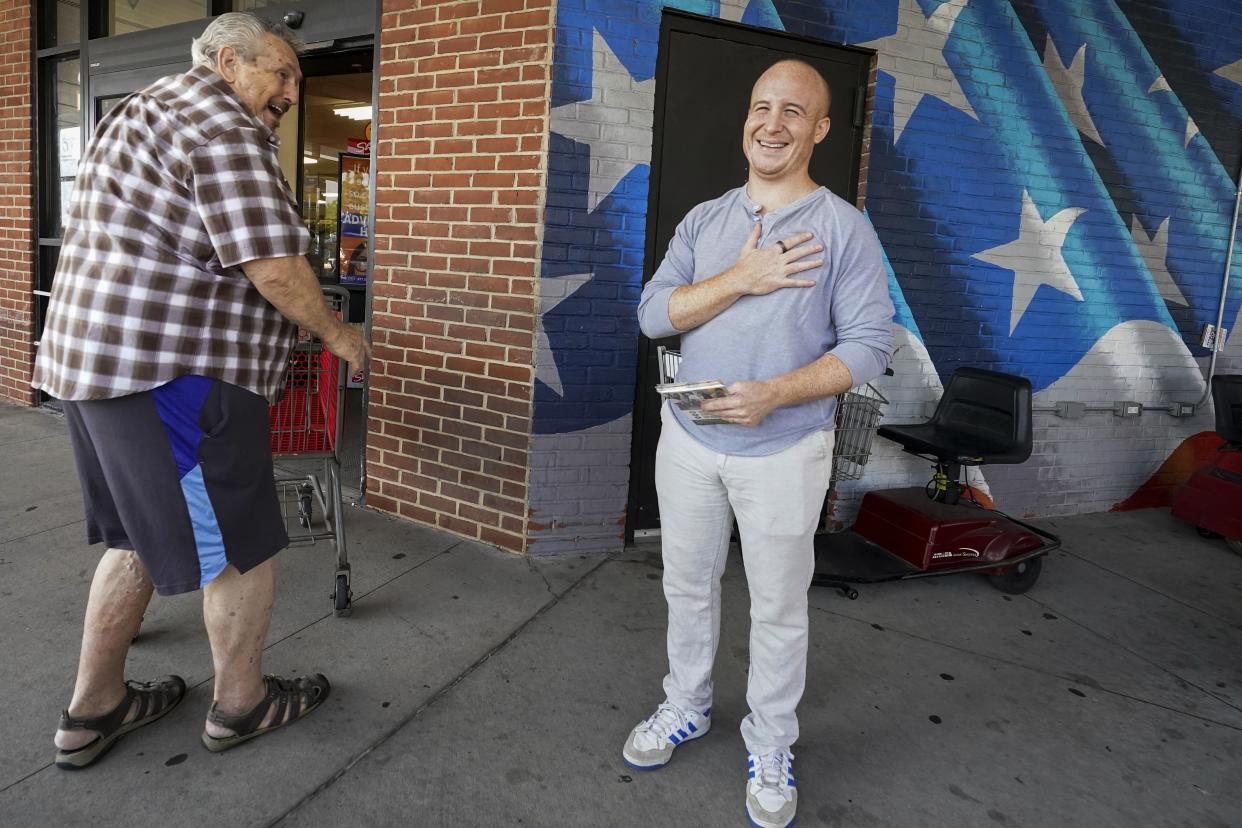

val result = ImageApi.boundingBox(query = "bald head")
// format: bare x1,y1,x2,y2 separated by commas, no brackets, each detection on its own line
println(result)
753,60,831,120
742,59,833,185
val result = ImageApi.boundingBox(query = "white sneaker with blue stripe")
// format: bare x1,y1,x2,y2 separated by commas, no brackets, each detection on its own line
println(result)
746,749,797,828
622,701,711,770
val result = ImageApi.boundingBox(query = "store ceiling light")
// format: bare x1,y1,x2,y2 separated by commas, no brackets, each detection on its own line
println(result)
303,155,317,164
332,105,372,120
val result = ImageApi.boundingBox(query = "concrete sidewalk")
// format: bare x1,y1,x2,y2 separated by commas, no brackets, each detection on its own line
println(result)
0,402,1238,827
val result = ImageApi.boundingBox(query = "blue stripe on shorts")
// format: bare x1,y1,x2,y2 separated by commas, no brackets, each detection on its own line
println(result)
151,376,228,588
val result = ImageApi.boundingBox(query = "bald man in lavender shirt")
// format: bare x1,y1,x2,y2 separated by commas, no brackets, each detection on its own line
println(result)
626,60,893,828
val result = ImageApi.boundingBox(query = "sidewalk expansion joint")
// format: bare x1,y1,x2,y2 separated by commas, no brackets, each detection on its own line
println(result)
264,555,612,828
1060,548,1242,633
1019,591,1242,720
0,433,68,449
809,602,1242,732
0,517,87,547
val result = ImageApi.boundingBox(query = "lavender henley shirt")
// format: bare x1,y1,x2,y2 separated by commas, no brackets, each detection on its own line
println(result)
638,185,895,456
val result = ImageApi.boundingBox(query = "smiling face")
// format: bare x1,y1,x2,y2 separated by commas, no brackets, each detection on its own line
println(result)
742,61,831,184
216,33,301,131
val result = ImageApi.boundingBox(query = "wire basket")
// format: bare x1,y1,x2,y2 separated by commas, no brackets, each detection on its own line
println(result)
268,289,347,457
832,382,888,482
656,344,681,385
269,340,340,455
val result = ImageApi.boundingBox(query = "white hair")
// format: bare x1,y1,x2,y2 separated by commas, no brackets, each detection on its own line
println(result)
191,12,304,69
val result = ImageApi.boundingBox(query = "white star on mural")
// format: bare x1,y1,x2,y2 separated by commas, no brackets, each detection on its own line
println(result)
1148,75,1201,148
1130,215,1189,308
1214,58,1242,87
973,190,1087,335
719,0,783,27
719,0,748,22
551,29,655,212
535,272,594,396
857,0,978,145
1183,116,1201,148
1042,38,1103,145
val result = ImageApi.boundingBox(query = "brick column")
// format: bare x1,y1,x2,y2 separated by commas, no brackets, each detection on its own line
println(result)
0,1,33,406
367,0,554,552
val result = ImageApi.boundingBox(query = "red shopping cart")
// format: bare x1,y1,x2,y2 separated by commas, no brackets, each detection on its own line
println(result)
268,286,353,616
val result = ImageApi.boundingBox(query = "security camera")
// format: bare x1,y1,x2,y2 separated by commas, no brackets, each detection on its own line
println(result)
282,11,305,29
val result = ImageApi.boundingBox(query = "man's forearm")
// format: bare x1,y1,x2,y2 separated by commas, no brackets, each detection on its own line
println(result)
698,351,856,428
766,352,855,408
242,256,345,341
657,227,821,332
666,268,745,331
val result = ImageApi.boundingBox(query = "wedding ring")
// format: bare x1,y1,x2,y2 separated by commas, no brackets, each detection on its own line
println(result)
775,240,787,253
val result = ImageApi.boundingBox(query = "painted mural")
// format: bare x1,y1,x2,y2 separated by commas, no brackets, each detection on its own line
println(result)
531,0,1242,551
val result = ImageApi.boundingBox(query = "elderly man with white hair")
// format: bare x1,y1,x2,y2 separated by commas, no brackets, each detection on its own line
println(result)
34,11,369,768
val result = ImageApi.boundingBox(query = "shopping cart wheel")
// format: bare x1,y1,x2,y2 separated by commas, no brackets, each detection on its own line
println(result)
298,484,313,528
333,572,352,617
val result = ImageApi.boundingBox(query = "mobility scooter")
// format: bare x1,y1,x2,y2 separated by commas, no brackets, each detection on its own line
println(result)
813,367,1060,598
1171,374,1242,555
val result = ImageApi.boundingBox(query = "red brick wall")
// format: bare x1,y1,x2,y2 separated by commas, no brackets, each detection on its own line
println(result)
367,0,553,552
0,0,32,406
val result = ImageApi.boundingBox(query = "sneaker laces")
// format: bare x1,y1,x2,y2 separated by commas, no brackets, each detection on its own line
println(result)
750,749,795,799
634,702,692,748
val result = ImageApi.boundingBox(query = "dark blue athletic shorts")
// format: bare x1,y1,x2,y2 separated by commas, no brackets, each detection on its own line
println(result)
62,375,289,596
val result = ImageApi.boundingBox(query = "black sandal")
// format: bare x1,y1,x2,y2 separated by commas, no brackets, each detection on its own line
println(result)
201,673,331,753
55,675,187,770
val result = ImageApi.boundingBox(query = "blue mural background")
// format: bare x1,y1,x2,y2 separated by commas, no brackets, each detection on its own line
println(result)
532,0,1242,545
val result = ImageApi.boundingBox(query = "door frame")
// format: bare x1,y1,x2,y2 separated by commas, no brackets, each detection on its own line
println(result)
624,10,875,542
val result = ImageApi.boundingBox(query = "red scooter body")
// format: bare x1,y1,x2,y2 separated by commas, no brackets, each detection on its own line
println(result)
1171,445,1242,542
853,488,1045,571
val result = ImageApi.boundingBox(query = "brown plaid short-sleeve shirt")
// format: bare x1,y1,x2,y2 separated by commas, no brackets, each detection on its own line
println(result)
32,64,309,402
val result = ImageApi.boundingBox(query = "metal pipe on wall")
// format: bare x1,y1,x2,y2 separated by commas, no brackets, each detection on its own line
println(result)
1193,149,1242,408
1033,147,1242,419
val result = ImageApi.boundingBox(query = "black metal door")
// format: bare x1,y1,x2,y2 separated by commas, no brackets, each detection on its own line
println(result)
626,11,873,538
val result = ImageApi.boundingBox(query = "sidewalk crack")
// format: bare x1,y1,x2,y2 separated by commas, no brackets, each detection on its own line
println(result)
526,557,556,597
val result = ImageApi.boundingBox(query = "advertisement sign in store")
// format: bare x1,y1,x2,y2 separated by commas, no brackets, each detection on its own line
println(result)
338,148,371,388
337,152,370,287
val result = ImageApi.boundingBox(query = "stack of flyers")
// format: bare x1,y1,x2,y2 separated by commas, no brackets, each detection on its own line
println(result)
655,379,729,425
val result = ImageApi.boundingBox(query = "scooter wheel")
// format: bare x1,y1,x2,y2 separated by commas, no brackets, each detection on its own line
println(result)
987,556,1042,595
1226,537,1242,557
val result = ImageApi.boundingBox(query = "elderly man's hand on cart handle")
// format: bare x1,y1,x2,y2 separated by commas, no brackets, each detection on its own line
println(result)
324,323,372,374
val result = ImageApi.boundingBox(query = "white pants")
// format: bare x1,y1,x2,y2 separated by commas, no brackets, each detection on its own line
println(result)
656,405,834,753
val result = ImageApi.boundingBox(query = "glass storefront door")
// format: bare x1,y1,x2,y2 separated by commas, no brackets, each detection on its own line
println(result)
299,51,375,492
